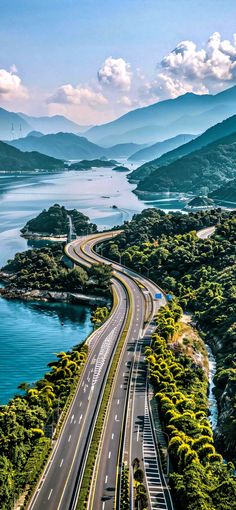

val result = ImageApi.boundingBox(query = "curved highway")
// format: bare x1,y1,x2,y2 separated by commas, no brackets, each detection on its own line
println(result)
28,231,173,510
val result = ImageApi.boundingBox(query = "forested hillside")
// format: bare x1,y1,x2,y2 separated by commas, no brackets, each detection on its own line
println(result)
101,209,236,463
129,114,236,183
21,204,97,236
136,133,236,194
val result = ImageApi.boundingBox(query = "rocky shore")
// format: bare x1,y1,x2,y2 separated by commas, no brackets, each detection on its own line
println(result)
0,272,108,305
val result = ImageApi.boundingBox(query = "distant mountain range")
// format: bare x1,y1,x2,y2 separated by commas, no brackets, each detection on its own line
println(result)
128,134,196,162
7,132,143,160
129,114,236,182
136,131,236,196
0,107,91,139
0,140,63,171
85,85,236,145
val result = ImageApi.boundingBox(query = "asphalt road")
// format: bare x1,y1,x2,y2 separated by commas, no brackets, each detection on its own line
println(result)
28,231,174,510
73,235,173,510
197,226,216,239
28,268,129,508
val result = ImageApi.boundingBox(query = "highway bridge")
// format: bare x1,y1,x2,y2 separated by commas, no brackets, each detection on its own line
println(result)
28,231,173,510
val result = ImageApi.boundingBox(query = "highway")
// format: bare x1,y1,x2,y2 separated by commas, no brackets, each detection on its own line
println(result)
28,231,173,510
68,234,173,510
28,272,129,508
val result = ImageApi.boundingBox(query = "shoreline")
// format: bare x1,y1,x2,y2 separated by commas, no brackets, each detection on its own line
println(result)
20,232,67,241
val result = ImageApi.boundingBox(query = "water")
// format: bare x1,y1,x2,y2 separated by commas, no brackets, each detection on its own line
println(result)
206,344,218,429
0,169,191,267
0,298,92,404
0,167,234,404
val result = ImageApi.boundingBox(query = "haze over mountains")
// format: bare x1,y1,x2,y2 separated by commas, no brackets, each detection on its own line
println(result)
7,132,143,160
129,114,236,182
0,107,90,140
84,85,236,146
0,84,235,204
128,134,196,162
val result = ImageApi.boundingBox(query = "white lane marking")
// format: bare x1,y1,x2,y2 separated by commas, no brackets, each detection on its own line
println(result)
79,401,82,407
60,458,64,468
108,451,111,459
123,372,125,376
48,489,53,500
120,384,123,389
115,414,117,421
102,502,105,510
111,433,114,439
71,414,74,423
137,425,140,442
68,435,71,442
117,399,120,405
105,475,108,484
82,381,84,387
79,414,83,424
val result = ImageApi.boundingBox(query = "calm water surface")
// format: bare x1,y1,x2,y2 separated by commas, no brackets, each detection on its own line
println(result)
0,167,234,403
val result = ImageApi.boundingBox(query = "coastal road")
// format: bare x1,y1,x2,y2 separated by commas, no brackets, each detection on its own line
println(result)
70,235,173,510
28,231,173,510
28,245,129,509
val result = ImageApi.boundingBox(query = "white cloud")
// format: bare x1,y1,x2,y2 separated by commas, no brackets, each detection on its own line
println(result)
97,57,132,91
48,84,108,106
140,32,236,101
0,67,28,100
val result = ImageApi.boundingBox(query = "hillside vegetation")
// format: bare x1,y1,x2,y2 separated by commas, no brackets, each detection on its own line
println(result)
136,132,236,195
147,303,236,510
129,114,236,183
101,208,236,464
0,140,63,171
21,204,97,236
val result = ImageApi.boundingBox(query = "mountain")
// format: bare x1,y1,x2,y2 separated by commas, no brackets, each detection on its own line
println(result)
0,108,31,140
128,134,196,162
136,132,236,196
8,132,107,160
129,114,236,182
209,179,236,203
85,85,236,145
18,112,88,135
7,132,142,160
0,106,90,139
0,141,63,171
105,142,144,158
26,130,44,138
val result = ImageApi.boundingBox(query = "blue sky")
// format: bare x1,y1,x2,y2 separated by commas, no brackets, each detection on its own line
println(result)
1,0,236,123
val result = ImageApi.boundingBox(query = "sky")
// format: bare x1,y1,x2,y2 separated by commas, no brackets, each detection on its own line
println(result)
1,0,236,125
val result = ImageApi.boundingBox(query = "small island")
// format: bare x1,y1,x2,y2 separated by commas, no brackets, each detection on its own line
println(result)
184,195,215,211
21,204,97,240
69,159,118,170
112,165,130,172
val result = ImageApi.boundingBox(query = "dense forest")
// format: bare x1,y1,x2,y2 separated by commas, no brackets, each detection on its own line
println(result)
136,133,236,194
0,342,88,509
147,303,236,510
1,243,112,297
21,204,97,237
100,208,236,463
